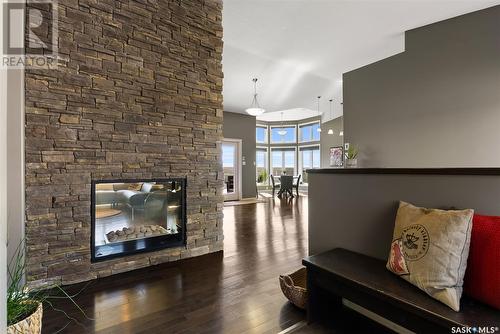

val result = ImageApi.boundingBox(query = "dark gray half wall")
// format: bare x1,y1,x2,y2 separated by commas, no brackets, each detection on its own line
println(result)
343,6,500,167
309,170,500,258
223,111,256,198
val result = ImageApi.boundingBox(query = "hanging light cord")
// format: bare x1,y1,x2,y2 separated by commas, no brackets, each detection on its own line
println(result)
317,96,322,132
327,99,334,135
252,78,259,108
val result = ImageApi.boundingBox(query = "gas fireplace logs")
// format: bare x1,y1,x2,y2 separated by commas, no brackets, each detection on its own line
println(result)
106,225,170,243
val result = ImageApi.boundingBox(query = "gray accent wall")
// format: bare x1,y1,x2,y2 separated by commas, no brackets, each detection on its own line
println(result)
223,111,256,198
320,117,343,168
309,171,500,259
343,6,500,167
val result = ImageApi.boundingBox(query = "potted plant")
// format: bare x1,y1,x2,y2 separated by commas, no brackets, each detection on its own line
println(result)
257,170,268,184
345,145,359,168
7,241,91,333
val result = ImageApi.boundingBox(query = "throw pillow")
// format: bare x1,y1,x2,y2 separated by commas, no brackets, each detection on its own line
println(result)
387,201,474,311
464,214,500,310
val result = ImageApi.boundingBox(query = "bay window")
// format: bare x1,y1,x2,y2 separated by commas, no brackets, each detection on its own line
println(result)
271,148,296,176
299,146,320,183
256,125,268,144
270,126,296,143
299,122,320,142
256,147,268,185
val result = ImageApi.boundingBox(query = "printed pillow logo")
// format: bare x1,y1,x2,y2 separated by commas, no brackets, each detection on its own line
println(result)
388,224,430,275
401,224,429,261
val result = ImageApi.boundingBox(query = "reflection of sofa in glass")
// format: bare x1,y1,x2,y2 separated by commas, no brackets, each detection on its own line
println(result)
95,183,167,221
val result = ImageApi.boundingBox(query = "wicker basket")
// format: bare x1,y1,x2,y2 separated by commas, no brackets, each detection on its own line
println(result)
279,267,307,309
7,302,43,334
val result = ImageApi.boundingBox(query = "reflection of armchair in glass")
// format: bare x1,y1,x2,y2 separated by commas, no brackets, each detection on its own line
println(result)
144,191,168,223
118,183,154,220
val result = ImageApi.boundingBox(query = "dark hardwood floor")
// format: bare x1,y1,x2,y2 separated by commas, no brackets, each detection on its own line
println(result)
43,196,309,333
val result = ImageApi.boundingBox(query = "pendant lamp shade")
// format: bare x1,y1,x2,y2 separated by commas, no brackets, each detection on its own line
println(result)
245,78,265,116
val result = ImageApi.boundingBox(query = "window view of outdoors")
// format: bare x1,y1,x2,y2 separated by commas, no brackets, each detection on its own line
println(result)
256,148,268,185
300,147,320,183
257,120,321,187
300,123,320,142
272,149,295,175
256,126,267,143
271,127,296,143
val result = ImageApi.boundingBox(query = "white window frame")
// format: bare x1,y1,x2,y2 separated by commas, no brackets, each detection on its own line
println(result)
298,144,321,184
270,146,297,176
298,120,321,144
256,146,269,186
256,124,268,144
269,124,297,144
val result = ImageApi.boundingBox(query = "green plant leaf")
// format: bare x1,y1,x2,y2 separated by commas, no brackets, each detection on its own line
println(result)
7,239,92,328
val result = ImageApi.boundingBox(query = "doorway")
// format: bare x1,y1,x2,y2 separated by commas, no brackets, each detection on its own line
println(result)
222,138,242,201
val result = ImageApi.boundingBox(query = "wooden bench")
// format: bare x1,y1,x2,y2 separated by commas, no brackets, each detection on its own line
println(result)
303,248,500,333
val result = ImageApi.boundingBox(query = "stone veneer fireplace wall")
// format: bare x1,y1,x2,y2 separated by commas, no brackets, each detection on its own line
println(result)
24,0,223,285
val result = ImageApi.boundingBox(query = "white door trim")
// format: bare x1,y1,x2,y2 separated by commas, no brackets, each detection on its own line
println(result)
222,138,242,201
0,14,8,329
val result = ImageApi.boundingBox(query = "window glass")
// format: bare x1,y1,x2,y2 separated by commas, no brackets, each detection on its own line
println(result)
311,123,320,141
271,127,296,143
302,150,312,168
312,149,320,168
299,146,320,183
271,149,296,175
256,126,267,143
257,120,321,184
272,150,282,168
222,144,235,168
284,150,295,167
256,149,268,185
256,150,266,167
301,126,312,142
300,122,320,142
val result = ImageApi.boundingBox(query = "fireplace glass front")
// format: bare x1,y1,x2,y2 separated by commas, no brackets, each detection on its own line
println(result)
91,178,186,261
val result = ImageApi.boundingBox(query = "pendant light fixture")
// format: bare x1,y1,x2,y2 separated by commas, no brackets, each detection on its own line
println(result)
245,78,265,116
339,102,344,136
316,96,322,133
277,112,287,136
327,99,334,135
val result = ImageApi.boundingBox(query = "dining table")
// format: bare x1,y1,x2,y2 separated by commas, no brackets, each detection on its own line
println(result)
277,175,294,197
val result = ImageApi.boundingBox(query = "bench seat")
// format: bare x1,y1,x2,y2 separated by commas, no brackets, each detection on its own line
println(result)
303,248,499,332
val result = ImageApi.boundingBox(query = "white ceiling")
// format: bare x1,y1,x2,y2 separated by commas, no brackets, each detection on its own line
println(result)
257,108,320,122
222,0,499,122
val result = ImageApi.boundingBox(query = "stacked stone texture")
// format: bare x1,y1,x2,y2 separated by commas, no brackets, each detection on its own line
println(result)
25,0,224,285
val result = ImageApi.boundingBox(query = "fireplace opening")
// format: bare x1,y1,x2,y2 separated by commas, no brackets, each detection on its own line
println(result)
91,178,186,262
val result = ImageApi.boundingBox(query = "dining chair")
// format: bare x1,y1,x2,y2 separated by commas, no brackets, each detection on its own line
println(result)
270,175,280,196
293,174,301,196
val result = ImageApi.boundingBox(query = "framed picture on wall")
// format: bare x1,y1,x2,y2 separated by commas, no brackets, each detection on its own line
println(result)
329,146,344,167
